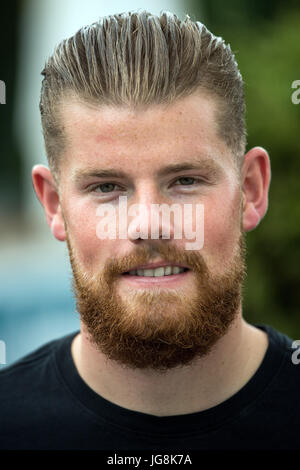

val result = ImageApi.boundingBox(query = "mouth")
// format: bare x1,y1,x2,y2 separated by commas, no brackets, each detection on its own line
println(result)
122,266,190,277
120,265,191,288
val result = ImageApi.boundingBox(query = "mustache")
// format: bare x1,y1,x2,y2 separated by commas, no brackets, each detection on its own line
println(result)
103,240,208,278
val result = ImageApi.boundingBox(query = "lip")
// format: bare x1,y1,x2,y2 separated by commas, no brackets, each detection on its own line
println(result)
120,269,191,287
123,262,190,273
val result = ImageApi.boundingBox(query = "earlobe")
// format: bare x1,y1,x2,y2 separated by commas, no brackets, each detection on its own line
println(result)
241,147,271,232
242,202,261,231
32,164,66,242
51,213,66,241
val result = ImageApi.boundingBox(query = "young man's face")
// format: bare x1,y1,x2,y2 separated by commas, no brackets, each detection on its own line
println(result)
41,92,249,371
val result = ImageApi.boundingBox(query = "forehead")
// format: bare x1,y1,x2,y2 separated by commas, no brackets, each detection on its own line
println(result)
58,92,232,173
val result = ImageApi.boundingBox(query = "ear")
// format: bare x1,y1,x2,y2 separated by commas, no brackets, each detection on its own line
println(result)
241,146,271,232
31,164,66,241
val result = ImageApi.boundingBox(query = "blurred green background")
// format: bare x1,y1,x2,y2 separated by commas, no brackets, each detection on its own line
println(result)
0,0,299,364
194,0,300,337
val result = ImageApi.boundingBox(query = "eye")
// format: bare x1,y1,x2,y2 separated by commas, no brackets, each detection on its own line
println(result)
89,177,206,195
173,177,203,186
91,182,122,193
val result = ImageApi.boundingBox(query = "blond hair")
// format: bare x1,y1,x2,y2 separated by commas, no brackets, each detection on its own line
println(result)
40,10,246,182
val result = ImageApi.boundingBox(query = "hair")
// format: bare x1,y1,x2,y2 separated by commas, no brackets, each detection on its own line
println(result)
39,10,246,185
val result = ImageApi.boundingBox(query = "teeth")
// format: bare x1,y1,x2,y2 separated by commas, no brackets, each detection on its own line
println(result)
154,267,165,277
164,266,172,275
128,266,186,276
138,268,153,277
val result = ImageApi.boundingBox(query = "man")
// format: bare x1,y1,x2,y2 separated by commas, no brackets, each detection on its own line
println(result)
0,10,299,451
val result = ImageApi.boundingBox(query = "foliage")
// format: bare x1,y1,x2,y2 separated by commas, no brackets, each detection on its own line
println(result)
192,1,300,337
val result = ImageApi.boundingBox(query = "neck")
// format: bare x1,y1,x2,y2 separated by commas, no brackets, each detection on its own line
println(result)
71,311,268,416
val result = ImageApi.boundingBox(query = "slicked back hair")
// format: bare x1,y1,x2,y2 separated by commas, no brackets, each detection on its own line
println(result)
39,10,246,184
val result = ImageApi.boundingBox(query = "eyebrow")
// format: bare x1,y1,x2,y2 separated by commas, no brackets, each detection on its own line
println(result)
72,158,224,184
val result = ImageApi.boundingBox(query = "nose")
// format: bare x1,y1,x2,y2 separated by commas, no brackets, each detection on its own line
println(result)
126,188,177,243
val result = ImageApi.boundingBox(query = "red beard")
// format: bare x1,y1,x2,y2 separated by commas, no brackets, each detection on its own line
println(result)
67,233,246,372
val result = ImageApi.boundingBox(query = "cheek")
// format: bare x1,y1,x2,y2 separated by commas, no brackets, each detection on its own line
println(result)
202,192,242,267
64,199,109,268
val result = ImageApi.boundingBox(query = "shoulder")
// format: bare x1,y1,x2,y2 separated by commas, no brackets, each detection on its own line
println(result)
0,331,78,397
256,323,300,392
255,323,297,355
0,331,79,449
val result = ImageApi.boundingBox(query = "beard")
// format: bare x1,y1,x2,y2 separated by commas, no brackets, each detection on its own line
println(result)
66,230,247,373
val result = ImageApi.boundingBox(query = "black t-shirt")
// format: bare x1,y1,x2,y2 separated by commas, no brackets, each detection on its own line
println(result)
0,323,299,450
